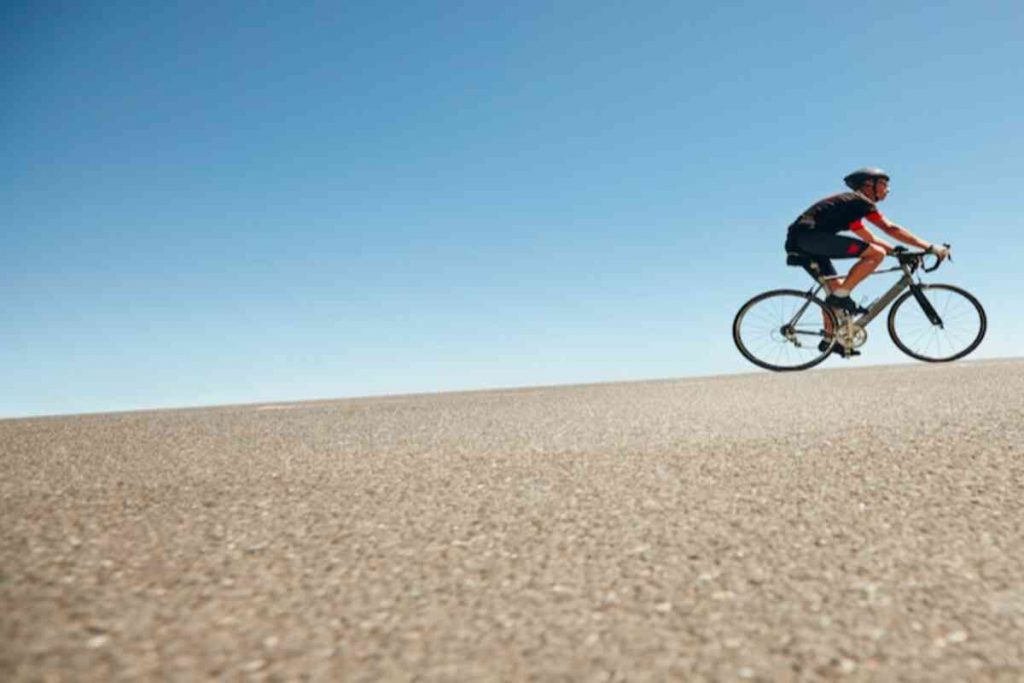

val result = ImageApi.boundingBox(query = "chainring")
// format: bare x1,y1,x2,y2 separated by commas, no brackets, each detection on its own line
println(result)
834,322,868,349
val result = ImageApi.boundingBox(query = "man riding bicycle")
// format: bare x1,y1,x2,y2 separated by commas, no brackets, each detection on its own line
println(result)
785,168,950,317
732,176,985,370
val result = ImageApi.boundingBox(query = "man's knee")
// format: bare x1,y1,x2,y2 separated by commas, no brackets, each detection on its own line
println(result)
862,245,886,262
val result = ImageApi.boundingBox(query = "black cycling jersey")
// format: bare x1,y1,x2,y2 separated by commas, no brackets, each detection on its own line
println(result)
785,191,877,279
788,192,879,234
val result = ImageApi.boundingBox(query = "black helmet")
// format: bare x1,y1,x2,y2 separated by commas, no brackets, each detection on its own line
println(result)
844,167,890,190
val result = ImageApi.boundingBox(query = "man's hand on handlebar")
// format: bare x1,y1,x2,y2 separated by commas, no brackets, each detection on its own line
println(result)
886,243,951,273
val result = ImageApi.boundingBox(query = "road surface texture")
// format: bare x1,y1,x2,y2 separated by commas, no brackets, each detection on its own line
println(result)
3,359,1023,681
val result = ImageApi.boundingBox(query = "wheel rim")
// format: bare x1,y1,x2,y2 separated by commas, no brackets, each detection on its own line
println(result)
889,285,985,361
734,292,834,371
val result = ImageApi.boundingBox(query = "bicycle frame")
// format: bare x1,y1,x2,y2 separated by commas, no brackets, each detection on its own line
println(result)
790,260,919,333
817,262,916,327
736,245,984,370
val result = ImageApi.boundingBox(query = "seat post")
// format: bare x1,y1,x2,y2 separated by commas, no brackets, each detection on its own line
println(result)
810,270,844,296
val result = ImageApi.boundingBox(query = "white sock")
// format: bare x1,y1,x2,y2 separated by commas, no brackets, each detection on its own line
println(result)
833,288,850,297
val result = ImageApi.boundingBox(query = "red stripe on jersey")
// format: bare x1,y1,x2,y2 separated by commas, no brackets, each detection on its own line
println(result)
848,219,864,230
847,243,863,255
866,211,883,223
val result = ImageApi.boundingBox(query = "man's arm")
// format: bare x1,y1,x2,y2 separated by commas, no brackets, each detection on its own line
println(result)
849,220,895,253
865,212,941,253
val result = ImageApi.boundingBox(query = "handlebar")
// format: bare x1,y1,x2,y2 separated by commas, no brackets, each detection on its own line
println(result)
889,243,951,273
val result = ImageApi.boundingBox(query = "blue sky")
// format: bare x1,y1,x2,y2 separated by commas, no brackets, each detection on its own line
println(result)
3,1,1022,418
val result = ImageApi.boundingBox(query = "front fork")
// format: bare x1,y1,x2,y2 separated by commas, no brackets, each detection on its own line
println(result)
910,284,943,327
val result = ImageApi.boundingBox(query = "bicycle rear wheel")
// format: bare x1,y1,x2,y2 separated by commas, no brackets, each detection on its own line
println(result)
887,284,986,362
733,289,837,371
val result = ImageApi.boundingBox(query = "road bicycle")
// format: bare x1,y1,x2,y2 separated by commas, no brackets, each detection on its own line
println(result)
733,245,986,372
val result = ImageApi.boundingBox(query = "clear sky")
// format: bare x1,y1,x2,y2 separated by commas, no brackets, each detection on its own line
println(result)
3,1,1022,418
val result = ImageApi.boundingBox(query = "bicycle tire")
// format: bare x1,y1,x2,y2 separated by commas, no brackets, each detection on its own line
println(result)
887,284,986,362
733,289,838,372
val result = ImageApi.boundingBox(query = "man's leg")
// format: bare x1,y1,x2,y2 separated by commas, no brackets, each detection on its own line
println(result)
798,259,861,358
807,260,840,336
819,271,863,356
834,245,886,295
820,276,837,333
819,245,886,347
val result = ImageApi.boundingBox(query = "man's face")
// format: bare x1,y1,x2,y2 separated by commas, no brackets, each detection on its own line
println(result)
865,179,889,201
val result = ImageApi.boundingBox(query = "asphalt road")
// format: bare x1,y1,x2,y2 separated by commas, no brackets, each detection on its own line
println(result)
2,359,1023,681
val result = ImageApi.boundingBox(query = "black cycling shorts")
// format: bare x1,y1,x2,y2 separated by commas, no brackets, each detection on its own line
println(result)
785,229,868,278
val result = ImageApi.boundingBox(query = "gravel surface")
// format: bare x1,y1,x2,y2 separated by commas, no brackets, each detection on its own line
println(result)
2,359,1023,681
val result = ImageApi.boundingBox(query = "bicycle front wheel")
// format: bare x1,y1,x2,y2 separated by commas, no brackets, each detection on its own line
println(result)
887,284,986,362
733,289,838,371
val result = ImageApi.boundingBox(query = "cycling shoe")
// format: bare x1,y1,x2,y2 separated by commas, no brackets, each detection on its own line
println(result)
819,339,860,358
824,294,868,315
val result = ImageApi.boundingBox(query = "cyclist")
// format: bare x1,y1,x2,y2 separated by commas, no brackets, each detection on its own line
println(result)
786,168,950,316
784,168,950,356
